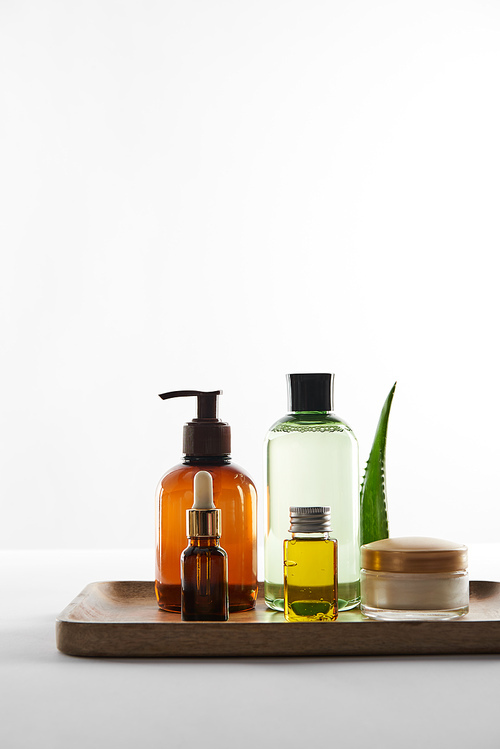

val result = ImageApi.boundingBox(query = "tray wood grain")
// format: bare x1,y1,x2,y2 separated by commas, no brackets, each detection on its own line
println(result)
56,580,500,658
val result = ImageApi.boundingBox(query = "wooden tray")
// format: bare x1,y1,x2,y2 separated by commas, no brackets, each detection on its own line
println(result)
56,580,500,658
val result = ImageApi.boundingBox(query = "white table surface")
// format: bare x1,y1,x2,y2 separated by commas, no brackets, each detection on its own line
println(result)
1,546,500,749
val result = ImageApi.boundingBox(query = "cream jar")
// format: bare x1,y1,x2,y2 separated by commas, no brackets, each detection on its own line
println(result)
360,537,469,620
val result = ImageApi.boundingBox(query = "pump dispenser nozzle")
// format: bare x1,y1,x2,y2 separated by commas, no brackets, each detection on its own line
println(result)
187,471,221,538
159,390,221,420
158,389,231,457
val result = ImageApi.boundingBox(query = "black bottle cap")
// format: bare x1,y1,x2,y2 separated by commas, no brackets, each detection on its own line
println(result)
287,373,333,412
158,390,231,457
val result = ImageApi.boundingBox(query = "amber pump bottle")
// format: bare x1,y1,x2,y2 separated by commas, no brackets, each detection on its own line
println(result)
181,471,228,621
155,389,257,613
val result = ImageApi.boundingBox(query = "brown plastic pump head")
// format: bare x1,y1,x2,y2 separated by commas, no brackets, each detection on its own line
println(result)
158,390,231,457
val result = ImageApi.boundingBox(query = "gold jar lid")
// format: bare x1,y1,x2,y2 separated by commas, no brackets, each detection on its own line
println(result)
361,537,468,573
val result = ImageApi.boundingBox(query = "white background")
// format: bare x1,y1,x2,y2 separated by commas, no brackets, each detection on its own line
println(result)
1,0,499,558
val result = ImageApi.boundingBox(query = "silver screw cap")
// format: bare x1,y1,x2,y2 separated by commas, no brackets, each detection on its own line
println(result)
289,506,331,533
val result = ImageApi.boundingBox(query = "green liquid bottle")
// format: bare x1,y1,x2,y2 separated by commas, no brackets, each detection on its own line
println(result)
265,374,360,612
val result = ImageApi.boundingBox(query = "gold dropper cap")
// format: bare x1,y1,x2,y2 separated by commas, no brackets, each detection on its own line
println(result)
187,470,221,538
187,508,221,538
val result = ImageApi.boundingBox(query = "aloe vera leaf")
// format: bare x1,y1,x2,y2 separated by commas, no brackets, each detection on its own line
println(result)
360,382,397,546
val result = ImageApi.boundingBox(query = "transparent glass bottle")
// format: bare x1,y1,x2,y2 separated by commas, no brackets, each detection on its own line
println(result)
284,506,338,622
265,374,360,611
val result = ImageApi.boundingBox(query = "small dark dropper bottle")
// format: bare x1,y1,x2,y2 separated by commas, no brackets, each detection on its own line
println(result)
181,471,229,622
